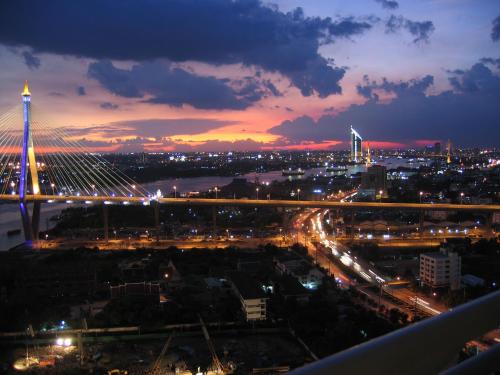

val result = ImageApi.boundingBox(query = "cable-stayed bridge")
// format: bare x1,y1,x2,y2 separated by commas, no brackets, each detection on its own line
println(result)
1,82,499,247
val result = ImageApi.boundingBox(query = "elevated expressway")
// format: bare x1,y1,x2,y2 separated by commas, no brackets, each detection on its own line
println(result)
1,194,499,212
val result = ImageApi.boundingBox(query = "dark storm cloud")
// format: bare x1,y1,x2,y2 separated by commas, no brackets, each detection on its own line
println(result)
327,17,374,39
269,62,500,147
448,62,500,94
262,80,283,97
88,60,280,110
492,15,500,41
269,115,343,143
357,74,433,100
0,0,377,98
22,51,40,70
100,102,119,110
76,86,86,96
480,57,500,68
386,15,435,43
374,0,399,10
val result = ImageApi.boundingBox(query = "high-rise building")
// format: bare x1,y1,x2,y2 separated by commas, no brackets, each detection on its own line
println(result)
420,249,461,290
350,126,362,162
360,165,387,198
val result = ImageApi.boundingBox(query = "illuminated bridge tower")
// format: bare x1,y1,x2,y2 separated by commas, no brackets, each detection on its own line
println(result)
350,126,363,163
446,139,452,164
19,81,41,246
366,142,372,165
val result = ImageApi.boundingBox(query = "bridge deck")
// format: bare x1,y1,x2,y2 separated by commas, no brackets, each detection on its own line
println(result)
1,194,499,211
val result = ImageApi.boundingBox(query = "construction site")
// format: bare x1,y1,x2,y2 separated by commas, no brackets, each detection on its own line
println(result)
1,319,312,375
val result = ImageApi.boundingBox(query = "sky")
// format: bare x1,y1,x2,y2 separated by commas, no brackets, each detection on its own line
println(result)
0,0,499,152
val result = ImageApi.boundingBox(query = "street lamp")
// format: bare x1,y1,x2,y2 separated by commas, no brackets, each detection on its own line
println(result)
214,186,219,199
173,185,177,198
419,191,423,203
297,188,301,200
460,192,464,204
256,187,259,200
379,190,383,202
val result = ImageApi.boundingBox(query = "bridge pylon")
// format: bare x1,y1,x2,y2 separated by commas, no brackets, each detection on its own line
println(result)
19,81,41,247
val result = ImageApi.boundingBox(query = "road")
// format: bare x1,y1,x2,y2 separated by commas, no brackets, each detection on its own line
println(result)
313,209,447,316
292,208,422,318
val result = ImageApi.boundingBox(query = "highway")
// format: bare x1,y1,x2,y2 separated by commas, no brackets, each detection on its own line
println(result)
311,209,446,316
291,207,422,318
1,194,499,212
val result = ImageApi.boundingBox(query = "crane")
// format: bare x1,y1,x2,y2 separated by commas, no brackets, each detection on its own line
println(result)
198,315,225,374
149,333,174,375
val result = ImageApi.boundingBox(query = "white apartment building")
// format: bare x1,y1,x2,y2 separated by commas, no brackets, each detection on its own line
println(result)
230,273,268,321
420,249,461,290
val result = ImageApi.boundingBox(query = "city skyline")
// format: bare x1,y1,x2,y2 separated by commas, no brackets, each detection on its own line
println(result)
0,0,499,152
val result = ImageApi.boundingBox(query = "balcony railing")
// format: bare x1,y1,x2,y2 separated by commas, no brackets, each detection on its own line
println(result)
289,290,500,375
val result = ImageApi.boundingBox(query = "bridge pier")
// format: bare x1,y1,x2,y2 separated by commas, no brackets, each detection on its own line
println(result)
32,201,41,241
419,210,425,238
20,201,34,245
485,212,494,238
102,204,109,243
212,206,217,238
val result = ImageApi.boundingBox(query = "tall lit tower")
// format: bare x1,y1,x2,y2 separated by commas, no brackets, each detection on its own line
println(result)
350,126,363,163
446,139,452,164
366,142,372,165
19,81,41,245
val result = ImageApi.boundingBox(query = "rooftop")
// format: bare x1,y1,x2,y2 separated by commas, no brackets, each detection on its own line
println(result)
229,272,267,300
